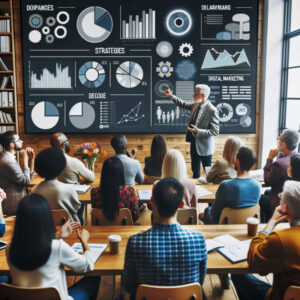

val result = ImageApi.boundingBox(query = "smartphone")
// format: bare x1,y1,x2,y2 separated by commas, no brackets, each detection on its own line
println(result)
0,240,7,250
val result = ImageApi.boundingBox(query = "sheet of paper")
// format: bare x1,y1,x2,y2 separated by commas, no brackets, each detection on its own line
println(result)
205,239,223,253
218,239,251,263
68,184,91,194
196,185,213,197
72,243,107,263
138,189,152,201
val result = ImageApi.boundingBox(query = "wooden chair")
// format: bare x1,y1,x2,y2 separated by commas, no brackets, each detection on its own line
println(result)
136,283,202,300
177,208,197,224
284,285,300,300
91,208,133,225
0,283,61,300
218,205,260,224
143,175,161,184
51,209,68,226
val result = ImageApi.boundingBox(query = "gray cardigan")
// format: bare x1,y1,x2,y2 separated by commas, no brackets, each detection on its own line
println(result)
0,152,31,215
171,95,219,156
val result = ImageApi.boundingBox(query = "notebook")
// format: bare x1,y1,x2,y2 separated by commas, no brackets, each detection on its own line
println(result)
138,189,152,201
196,185,213,197
72,243,107,263
68,184,91,194
206,234,251,263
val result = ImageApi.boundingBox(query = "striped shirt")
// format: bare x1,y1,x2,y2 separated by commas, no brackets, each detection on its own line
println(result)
123,222,207,297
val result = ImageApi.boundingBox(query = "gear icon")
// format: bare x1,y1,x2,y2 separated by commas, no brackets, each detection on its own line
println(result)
46,16,56,27
29,14,43,29
156,61,174,78
45,34,54,43
28,30,42,43
179,43,194,57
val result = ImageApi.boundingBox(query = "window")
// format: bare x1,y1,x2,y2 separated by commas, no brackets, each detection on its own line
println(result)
280,0,300,132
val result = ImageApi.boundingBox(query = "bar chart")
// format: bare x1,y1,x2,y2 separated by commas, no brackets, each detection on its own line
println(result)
121,8,156,39
30,63,72,89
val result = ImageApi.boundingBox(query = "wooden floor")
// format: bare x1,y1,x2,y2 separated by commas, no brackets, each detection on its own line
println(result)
77,203,272,300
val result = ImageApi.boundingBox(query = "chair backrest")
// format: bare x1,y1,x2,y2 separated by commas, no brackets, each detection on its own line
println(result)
219,205,260,224
284,285,300,300
136,283,202,300
0,283,61,300
51,209,68,226
91,208,133,225
143,175,161,184
177,208,197,225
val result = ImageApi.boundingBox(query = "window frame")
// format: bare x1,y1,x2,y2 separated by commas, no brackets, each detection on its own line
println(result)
279,0,300,133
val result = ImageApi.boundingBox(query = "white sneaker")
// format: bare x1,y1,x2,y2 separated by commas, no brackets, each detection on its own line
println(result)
198,177,207,184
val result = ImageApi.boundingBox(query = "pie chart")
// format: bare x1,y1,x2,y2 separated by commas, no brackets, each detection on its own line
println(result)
77,6,113,43
79,61,105,88
31,101,59,130
69,102,95,129
116,61,143,88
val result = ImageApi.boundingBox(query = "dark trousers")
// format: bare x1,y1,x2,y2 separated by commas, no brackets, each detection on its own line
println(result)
77,203,84,225
259,190,272,223
231,274,271,300
190,140,212,178
68,276,100,300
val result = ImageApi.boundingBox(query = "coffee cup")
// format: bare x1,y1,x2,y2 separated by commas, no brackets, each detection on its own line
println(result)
108,234,122,254
246,217,259,236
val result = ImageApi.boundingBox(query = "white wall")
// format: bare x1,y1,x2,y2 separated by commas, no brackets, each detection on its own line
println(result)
258,0,284,167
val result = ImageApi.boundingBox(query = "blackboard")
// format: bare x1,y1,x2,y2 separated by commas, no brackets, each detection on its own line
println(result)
21,0,258,133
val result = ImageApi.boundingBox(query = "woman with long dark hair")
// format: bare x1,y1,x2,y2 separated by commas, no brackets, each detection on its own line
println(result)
7,194,100,300
144,135,167,177
91,157,139,222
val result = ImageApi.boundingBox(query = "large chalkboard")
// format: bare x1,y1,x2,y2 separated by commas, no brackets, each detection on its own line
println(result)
21,0,258,133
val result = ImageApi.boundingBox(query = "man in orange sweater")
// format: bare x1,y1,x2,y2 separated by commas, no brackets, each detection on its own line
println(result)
231,180,300,300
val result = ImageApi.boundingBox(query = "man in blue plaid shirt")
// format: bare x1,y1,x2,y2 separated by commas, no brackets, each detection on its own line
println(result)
123,177,207,299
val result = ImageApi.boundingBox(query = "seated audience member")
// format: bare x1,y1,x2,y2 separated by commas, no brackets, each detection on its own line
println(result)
0,131,35,215
162,149,197,208
0,188,6,237
203,147,260,224
7,194,99,300
287,154,300,181
206,136,243,184
111,134,144,185
50,132,95,184
123,178,207,300
32,147,82,223
144,135,167,178
0,188,7,284
91,157,139,223
262,129,300,216
232,180,300,300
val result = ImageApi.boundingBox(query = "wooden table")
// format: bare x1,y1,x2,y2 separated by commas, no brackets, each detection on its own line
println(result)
0,223,288,276
30,175,219,225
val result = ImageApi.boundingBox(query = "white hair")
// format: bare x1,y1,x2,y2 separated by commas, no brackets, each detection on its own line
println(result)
162,149,188,182
195,84,211,99
282,180,300,219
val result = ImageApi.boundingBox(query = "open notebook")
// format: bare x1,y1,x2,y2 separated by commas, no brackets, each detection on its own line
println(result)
137,189,152,201
72,243,107,263
67,184,91,194
206,234,251,264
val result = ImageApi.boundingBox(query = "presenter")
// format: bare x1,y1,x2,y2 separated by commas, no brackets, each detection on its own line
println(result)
164,84,219,179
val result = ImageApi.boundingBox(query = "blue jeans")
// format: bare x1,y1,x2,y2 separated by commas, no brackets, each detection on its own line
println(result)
68,276,100,300
231,274,271,300
77,203,84,225
190,140,212,178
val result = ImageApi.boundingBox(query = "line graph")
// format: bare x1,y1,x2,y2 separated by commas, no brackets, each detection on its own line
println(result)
117,102,145,125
